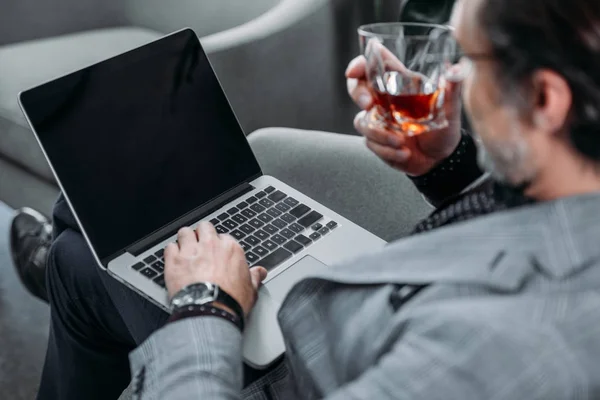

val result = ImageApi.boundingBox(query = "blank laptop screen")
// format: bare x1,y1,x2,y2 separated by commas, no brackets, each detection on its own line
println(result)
20,29,261,261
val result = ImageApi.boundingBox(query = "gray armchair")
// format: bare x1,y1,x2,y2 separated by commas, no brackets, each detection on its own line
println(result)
0,0,328,216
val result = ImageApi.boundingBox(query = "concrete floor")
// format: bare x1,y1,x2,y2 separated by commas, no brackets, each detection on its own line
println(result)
0,203,49,400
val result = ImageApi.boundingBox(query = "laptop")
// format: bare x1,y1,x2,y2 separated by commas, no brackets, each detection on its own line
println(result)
18,28,386,368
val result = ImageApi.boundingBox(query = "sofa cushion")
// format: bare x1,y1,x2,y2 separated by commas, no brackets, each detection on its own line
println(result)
0,27,161,183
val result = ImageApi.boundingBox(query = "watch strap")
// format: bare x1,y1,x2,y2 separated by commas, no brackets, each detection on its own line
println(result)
216,289,244,324
168,304,243,332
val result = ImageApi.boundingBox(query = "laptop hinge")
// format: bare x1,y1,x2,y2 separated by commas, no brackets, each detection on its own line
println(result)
126,182,255,257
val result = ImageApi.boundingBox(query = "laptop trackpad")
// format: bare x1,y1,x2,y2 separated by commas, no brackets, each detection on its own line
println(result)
265,255,327,302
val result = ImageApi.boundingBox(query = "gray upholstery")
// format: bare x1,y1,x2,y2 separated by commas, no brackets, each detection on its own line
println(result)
248,128,432,241
0,0,329,214
0,28,162,183
123,0,280,41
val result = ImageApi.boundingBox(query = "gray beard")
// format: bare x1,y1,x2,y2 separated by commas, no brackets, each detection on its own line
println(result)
474,134,535,186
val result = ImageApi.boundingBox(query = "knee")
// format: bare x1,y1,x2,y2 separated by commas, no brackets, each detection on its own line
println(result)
47,229,102,305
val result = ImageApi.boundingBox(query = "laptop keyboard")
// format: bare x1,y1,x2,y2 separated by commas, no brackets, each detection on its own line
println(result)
130,186,339,289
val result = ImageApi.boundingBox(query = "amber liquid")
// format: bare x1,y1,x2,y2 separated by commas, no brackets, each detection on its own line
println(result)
370,88,442,136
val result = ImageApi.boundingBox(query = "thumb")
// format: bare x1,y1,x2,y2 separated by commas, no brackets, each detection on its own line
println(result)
249,266,268,291
443,64,464,118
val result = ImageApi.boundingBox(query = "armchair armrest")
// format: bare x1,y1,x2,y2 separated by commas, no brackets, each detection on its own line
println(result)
0,0,126,46
201,0,328,53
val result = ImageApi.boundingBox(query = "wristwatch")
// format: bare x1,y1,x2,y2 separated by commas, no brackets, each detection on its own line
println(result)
169,282,244,321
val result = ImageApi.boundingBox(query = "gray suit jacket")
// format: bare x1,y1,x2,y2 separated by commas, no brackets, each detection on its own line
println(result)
130,193,600,399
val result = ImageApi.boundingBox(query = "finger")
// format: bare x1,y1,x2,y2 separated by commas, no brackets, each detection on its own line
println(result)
354,111,405,148
177,227,198,257
197,221,218,245
442,68,464,128
219,233,240,253
366,139,411,164
347,78,373,110
345,55,366,78
164,243,179,264
249,267,268,291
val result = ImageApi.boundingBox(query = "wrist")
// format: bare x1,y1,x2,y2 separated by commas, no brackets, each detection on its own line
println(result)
170,282,245,328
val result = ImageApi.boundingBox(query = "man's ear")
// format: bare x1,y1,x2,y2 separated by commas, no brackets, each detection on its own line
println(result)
531,69,572,135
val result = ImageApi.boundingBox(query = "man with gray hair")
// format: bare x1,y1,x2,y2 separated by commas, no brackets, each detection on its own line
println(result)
14,0,600,398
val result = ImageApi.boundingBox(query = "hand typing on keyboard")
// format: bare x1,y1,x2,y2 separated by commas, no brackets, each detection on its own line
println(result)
164,222,268,317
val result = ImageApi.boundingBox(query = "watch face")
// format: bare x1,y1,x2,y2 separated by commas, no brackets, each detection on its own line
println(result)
192,284,214,299
172,282,218,309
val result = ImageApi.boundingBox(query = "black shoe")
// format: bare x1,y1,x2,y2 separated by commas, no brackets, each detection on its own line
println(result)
10,207,52,303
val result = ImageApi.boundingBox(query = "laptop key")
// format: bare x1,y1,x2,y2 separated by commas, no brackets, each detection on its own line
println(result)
230,230,246,240
255,230,270,241
151,261,164,273
154,274,166,288
264,186,276,194
250,203,266,213
271,234,286,245
255,248,293,271
289,223,304,233
246,252,260,265
144,255,157,264
245,235,261,246
326,221,338,230
283,240,304,254
241,209,257,219
153,274,166,288
140,267,158,279
259,198,275,208
227,207,239,215
217,212,230,221
231,214,248,224
280,228,295,239
263,224,278,235
266,208,283,218
222,220,238,230
290,204,311,218
318,227,330,236
267,190,287,202
132,262,145,271
240,241,252,252
249,219,264,229
272,218,287,229
257,213,273,223
263,240,278,251
255,191,267,199
155,248,165,258
280,213,296,224
298,211,323,228
309,232,321,241
246,196,258,204
295,234,312,247
236,201,249,209
275,203,291,212
253,246,269,257
311,223,323,231
215,225,229,234
284,197,299,207
210,218,220,226
240,224,255,235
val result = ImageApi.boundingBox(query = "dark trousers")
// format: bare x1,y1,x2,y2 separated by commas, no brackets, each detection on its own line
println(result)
38,195,272,399
38,194,169,399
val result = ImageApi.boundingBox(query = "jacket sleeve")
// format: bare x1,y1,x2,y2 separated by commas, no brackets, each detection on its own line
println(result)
129,317,244,400
324,315,572,400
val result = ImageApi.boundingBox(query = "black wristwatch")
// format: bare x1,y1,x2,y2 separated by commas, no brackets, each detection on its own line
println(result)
169,282,244,324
